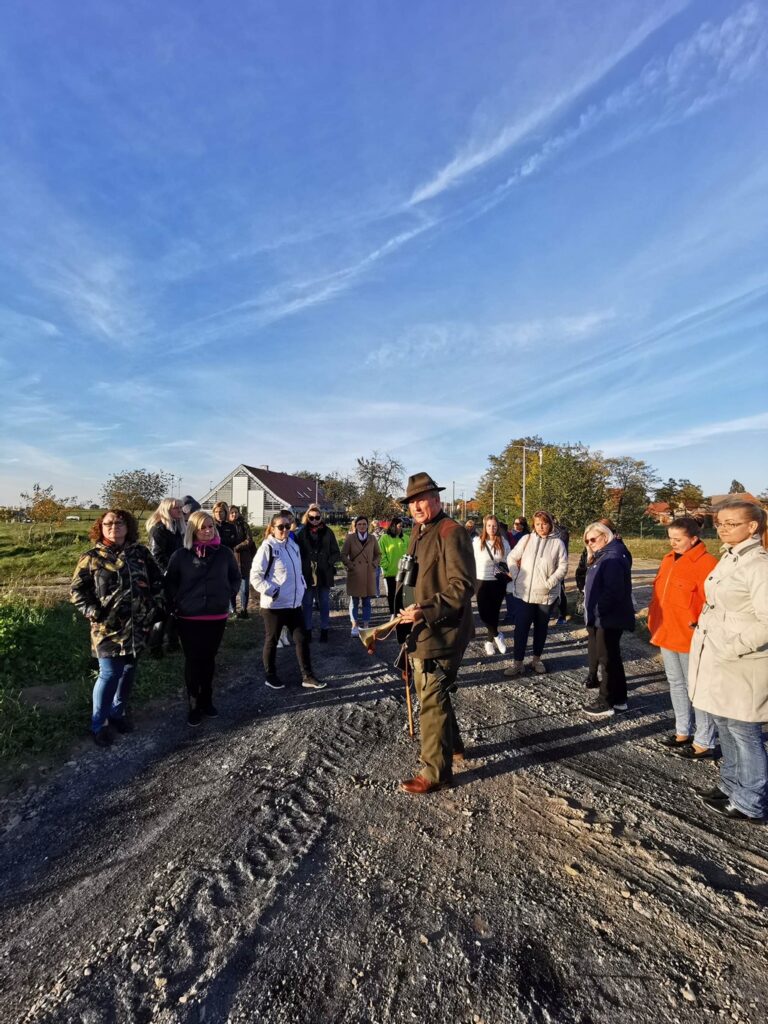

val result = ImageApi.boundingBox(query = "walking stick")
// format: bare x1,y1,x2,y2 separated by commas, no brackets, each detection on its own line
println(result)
403,645,414,738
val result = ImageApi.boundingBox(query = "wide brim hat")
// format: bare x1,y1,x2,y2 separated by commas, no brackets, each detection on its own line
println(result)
399,472,446,504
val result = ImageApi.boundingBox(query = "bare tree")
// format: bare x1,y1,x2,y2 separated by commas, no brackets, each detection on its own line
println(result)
101,469,172,519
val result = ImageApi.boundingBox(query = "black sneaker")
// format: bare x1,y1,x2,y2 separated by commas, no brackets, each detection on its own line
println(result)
584,697,615,718
301,676,327,690
237,610,249,620
265,675,285,690
319,629,329,643
108,716,134,734
699,787,729,806
583,676,599,690
202,704,218,718
188,708,203,727
93,727,113,747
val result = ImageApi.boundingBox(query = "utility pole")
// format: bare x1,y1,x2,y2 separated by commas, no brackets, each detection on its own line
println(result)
452,480,455,519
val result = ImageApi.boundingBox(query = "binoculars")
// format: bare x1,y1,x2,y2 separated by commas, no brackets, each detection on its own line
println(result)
395,553,418,587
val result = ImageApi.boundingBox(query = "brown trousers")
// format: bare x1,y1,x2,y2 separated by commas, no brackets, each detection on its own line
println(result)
411,656,464,783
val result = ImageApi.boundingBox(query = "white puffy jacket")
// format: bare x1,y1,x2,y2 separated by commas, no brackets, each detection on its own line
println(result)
250,537,306,610
508,532,567,605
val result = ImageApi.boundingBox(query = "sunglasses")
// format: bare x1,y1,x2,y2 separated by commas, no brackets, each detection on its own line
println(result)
274,523,291,531
308,515,321,522
585,536,601,545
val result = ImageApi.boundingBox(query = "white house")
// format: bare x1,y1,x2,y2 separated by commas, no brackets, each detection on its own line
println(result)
200,465,333,526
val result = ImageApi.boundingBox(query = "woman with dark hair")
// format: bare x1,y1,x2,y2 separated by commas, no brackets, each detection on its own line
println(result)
504,510,567,677
648,516,718,757
689,500,768,822
251,512,325,690
473,514,511,657
228,505,256,619
212,501,238,551
165,510,241,726
71,510,164,746
341,515,380,637
378,516,410,644
581,522,635,718
297,503,341,642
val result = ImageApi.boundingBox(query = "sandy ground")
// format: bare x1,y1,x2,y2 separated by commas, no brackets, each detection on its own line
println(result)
1,563,767,1024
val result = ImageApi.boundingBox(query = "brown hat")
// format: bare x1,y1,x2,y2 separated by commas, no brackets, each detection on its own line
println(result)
399,472,445,503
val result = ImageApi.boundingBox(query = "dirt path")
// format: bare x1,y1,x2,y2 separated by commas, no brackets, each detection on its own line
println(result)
1,571,767,1024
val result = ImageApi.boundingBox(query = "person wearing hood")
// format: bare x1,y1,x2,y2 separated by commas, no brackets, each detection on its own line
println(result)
341,515,380,637
581,522,635,718
297,503,341,642
180,495,201,525
71,509,164,746
165,510,241,726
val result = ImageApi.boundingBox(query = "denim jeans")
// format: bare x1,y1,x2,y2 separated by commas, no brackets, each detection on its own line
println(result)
349,596,372,626
512,598,551,661
92,656,136,733
302,586,330,630
238,577,250,612
660,648,717,747
711,715,768,818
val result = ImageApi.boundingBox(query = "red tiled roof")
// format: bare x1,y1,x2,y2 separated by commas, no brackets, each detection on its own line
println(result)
243,466,331,509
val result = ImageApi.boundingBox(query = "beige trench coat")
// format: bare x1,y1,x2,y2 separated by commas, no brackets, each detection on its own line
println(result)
341,532,380,598
688,538,768,722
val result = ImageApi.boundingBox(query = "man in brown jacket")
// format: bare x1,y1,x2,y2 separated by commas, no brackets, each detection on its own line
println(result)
397,473,475,794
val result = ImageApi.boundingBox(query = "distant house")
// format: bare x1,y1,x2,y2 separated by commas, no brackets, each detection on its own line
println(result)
645,501,673,525
200,465,334,527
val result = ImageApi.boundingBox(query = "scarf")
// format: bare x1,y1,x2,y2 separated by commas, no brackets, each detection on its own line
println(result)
194,535,221,558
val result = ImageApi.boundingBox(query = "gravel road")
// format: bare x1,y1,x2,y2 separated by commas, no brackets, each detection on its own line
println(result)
1,569,767,1024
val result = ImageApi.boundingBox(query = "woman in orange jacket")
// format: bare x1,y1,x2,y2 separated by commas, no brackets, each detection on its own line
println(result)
648,517,719,758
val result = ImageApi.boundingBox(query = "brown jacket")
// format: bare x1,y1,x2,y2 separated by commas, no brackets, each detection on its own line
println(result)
406,512,475,660
341,532,380,598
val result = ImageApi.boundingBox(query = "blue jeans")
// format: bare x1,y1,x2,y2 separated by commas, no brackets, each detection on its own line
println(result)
660,648,716,747
711,715,768,818
238,576,250,612
302,586,330,630
92,656,136,733
512,598,551,661
349,596,371,626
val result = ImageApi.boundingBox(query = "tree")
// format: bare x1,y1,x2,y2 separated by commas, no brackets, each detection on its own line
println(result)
101,469,172,518
320,472,359,512
654,478,679,505
529,444,609,530
675,479,704,510
475,436,544,518
605,457,659,529
352,451,405,521
20,483,77,526
729,479,746,493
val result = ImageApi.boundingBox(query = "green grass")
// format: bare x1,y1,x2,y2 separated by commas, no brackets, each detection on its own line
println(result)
619,536,721,561
0,589,262,770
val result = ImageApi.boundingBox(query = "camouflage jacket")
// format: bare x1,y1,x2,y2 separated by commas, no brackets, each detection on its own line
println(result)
70,542,164,657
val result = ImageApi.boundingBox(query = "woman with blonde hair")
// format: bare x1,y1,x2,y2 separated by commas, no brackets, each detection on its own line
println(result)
504,510,567,677
297,503,341,642
165,510,241,726
689,500,768,822
472,514,511,657
146,497,185,572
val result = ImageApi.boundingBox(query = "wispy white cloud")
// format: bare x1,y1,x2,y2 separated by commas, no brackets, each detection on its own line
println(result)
90,380,170,404
366,311,615,367
408,1,690,205
599,411,768,454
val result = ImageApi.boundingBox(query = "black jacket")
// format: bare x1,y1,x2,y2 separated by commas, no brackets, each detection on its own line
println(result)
296,524,341,588
215,519,239,551
575,537,633,592
148,522,184,572
165,545,240,617
584,540,635,631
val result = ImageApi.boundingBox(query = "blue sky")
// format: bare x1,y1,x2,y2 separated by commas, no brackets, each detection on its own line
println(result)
0,0,766,506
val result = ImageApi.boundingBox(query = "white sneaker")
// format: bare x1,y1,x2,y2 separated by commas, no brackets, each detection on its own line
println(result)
493,634,507,655
350,626,360,637
484,641,495,656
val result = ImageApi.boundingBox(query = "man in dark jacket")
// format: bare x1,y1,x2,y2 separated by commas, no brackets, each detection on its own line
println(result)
397,473,475,794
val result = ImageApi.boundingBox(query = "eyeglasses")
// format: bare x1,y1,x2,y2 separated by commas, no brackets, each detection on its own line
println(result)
102,520,126,528
585,536,602,545
308,515,321,522
716,520,748,529
274,523,290,531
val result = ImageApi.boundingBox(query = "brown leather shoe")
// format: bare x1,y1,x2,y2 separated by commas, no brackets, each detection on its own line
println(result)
399,775,451,794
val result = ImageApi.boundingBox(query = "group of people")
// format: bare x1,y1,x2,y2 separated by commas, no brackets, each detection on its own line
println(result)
69,477,768,822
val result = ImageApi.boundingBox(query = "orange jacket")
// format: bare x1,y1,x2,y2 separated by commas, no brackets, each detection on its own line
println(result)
648,541,718,653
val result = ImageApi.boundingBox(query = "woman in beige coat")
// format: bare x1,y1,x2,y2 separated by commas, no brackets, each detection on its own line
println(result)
341,515,380,637
688,499,768,822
